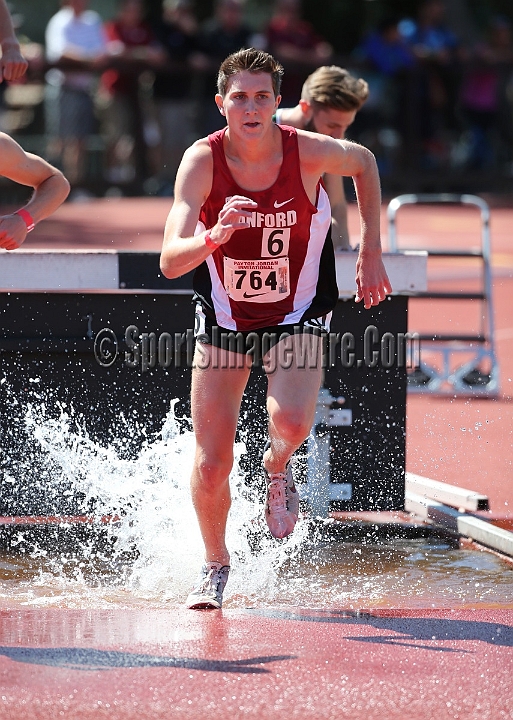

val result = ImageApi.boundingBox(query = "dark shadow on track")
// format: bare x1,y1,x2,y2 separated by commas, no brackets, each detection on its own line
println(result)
0,646,295,673
245,609,513,649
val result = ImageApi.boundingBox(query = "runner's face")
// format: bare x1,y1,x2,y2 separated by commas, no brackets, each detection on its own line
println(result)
310,107,357,139
217,71,280,135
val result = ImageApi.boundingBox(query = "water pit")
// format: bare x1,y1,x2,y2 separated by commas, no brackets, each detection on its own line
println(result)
1,401,512,612
1,528,513,611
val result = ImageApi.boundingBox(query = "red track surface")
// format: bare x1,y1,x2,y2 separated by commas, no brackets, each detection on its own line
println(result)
0,606,512,720
1,198,511,719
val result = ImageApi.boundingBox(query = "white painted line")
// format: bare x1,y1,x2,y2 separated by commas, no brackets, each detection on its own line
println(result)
406,472,489,512
0,251,119,290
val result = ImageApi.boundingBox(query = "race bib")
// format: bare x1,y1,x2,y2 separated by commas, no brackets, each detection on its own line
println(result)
223,257,290,303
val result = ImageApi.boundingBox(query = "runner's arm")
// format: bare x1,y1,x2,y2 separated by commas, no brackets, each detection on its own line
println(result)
0,133,70,250
323,173,351,251
302,133,392,308
347,143,392,309
160,141,257,279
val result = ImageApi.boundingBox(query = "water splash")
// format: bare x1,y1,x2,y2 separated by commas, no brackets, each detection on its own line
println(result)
3,398,311,608
1,391,512,610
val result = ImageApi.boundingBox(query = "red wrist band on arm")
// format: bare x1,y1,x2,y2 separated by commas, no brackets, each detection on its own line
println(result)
15,208,35,232
204,230,218,250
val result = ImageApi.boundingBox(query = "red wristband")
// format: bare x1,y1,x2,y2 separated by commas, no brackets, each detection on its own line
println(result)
204,230,218,250
15,208,35,232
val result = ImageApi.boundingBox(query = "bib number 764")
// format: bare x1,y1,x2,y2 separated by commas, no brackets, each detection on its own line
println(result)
224,256,290,303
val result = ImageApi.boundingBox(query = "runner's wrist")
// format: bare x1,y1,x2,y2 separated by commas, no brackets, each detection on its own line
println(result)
358,244,381,257
15,208,35,232
204,230,221,250
1,38,20,49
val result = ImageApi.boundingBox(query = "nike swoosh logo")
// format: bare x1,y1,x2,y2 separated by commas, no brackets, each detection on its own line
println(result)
274,198,294,208
243,291,269,299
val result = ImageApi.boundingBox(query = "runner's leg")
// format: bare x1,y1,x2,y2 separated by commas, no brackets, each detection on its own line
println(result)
190,342,251,565
263,332,323,473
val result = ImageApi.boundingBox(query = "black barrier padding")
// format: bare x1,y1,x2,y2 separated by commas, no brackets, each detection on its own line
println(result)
323,296,407,511
0,293,407,515
118,253,194,289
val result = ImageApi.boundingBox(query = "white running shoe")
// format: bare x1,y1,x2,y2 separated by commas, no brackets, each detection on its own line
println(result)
264,462,299,539
185,562,230,610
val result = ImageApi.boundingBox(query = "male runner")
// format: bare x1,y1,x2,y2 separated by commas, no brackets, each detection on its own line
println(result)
275,65,368,250
0,132,70,249
160,48,391,609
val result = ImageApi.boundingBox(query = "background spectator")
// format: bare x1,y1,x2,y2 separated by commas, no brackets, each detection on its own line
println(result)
195,0,259,135
12,0,508,199
45,0,107,198
352,16,416,174
459,15,513,170
151,0,199,195
100,0,164,188
265,0,332,105
0,0,28,82
401,0,461,168
0,0,27,134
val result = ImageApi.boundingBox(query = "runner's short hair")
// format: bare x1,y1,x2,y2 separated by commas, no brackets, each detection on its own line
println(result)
301,66,369,112
217,48,284,97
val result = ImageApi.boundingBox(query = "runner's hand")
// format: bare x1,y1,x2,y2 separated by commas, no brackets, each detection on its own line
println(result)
0,214,28,250
0,44,28,82
210,195,257,245
355,250,392,309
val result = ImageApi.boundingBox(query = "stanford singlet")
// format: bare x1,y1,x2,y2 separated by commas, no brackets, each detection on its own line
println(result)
193,125,338,332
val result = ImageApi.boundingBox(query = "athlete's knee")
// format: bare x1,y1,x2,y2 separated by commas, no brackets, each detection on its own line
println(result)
270,405,312,446
193,450,233,491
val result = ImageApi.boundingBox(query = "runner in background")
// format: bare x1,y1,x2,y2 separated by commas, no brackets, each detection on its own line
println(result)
275,65,369,250
0,132,70,250
160,48,391,610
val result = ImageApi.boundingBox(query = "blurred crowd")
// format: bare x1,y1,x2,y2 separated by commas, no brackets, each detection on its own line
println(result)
2,0,513,199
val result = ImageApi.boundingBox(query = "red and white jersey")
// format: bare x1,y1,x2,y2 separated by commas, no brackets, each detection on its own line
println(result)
193,125,337,332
